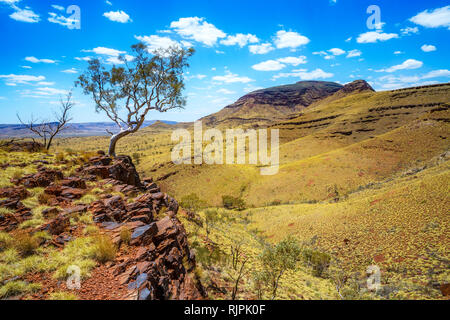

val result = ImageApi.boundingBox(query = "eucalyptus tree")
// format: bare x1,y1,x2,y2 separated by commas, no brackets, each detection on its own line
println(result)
77,43,194,156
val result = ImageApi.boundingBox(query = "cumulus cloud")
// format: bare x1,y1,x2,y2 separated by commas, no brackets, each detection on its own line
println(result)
25,56,56,64
274,30,310,49
252,60,285,71
421,44,437,52
81,47,133,64
220,33,259,47
400,26,419,35
217,88,236,94
135,35,183,52
212,70,253,83
0,74,46,85
170,17,226,46
377,59,423,73
357,31,399,43
103,10,132,23
61,68,78,74
51,5,64,11
252,56,307,71
374,69,450,90
248,43,274,54
410,6,450,29
346,49,362,58
328,48,345,56
48,11,79,28
10,8,40,23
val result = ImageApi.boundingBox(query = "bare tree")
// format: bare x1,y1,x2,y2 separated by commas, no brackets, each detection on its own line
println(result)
76,43,194,157
17,92,74,150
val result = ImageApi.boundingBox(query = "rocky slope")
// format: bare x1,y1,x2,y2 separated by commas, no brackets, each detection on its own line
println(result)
201,81,343,127
0,149,205,300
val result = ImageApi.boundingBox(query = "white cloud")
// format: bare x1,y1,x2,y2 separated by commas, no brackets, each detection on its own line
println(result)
0,74,45,85
421,69,450,79
103,10,132,23
32,87,68,96
10,8,40,23
277,56,307,66
48,11,79,28
357,31,399,43
61,68,78,74
82,47,126,57
75,57,91,62
328,48,345,56
21,66,32,69
252,60,285,71
135,35,182,52
25,56,56,64
273,68,333,80
346,49,362,58
51,5,64,11
81,47,133,64
400,26,419,35
37,81,55,86
377,59,423,73
410,6,450,29
212,71,253,83
345,37,352,42
217,88,236,94
170,17,226,46
105,1,112,5
274,30,310,49
185,74,207,80
421,44,436,52
252,56,307,71
220,33,259,47
374,69,450,90
394,51,403,55
248,43,274,54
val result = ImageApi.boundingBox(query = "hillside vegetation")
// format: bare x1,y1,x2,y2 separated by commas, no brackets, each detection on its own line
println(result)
50,81,449,299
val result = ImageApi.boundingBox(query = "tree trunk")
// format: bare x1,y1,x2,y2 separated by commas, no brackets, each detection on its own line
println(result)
108,130,132,157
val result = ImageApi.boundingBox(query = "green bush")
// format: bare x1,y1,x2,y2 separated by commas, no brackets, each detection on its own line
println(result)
302,248,331,277
180,193,208,212
222,195,246,211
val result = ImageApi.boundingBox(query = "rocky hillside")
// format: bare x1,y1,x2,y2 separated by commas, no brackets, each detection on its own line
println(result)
0,146,205,300
201,81,344,127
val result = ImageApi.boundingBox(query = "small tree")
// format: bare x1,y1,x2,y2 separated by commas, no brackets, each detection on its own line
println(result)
17,92,74,151
257,236,301,299
76,43,194,157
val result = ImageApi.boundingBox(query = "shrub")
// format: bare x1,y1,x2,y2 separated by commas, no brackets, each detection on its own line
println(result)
222,195,246,211
75,194,98,205
93,235,117,263
0,232,13,251
37,192,51,205
55,152,65,162
48,291,78,300
120,228,131,245
14,232,39,257
302,248,331,277
0,280,41,299
11,168,24,180
180,193,207,212
0,207,14,217
257,236,301,299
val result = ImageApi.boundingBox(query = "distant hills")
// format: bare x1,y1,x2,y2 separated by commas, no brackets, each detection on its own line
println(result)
0,120,177,138
201,80,354,127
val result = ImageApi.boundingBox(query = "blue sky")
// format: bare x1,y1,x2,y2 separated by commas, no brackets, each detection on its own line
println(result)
0,0,449,124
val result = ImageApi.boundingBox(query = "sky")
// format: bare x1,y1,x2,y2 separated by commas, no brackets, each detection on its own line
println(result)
0,0,449,124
